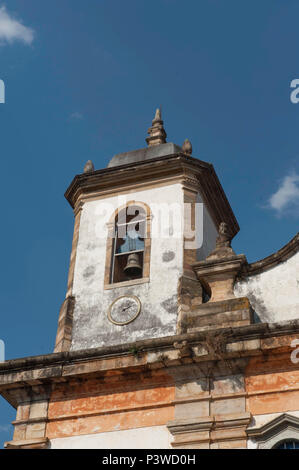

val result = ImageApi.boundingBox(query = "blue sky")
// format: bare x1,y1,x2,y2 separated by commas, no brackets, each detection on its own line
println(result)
0,0,298,446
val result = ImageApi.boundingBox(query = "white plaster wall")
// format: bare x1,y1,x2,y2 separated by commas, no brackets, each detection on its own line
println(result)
235,252,299,323
196,193,218,261
71,184,185,350
50,425,171,449
70,183,219,351
247,411,299,449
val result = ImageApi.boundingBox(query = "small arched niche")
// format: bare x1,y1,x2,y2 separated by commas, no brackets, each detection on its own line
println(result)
104,201,151,289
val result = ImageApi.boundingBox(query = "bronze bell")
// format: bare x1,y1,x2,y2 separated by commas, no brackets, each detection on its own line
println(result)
124,253,142,277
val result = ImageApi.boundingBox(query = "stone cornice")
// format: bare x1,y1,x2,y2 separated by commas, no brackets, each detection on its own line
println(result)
192,254,247,275
0,319,298,388
242,232,299,276
64,153,240,238
5,438,49,449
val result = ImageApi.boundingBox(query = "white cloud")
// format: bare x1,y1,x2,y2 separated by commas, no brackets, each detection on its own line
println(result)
268,171,299,215
0,5,34,45
69,112,84,120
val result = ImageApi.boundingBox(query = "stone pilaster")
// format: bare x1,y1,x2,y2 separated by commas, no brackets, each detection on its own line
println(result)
5,386,50,449
54,296,75,353
167,358,251,449
189,222,253,332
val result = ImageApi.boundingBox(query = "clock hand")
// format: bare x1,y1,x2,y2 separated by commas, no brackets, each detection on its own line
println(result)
122,305,132,312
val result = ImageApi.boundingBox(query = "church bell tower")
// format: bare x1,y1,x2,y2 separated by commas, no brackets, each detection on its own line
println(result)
54,109,239,353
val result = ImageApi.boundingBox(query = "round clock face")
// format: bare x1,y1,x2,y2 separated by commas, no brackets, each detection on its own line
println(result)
108,295,141,326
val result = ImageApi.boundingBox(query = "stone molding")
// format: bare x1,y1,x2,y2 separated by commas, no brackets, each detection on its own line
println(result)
242,232,299,276
64,154,239,239
167,416,213,448
247,413,299,449
168,413,251,448
1,319,299,380
5,438,49,449
184,297,253,333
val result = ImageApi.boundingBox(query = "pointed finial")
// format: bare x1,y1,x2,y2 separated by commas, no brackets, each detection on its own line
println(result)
83,160,95,173
153,107,162,122
182,139,192,155
146,107,167,146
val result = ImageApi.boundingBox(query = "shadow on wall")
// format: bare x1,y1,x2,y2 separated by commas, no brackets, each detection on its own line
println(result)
245,290,273,323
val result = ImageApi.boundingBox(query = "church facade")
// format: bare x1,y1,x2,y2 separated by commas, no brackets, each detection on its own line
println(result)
0,110,299,449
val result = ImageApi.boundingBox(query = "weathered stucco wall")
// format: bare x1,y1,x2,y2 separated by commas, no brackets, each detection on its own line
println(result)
70,183,218,351
246,354,299,416
46,369,175,446
235,252,299,323
71,184,185,350
245,351,299,448
50,425,171,449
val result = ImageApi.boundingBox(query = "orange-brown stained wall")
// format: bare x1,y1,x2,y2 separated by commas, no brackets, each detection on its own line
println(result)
46,347,299,440
245,352,299,416
46,371,175,439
